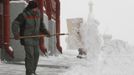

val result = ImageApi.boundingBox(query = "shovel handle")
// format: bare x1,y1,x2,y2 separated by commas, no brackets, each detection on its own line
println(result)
19,35,44,39
11,33,69,39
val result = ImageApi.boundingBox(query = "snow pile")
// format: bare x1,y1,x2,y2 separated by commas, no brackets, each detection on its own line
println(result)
98,35,134,75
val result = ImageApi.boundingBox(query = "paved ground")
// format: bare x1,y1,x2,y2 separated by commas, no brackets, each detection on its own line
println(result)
0,56,70,75
0,50,80,75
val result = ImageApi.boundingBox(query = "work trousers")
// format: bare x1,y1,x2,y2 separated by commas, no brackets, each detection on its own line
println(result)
24,45,39,75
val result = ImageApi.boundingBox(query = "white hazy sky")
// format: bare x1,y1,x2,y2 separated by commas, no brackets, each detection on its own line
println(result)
60,0,134,45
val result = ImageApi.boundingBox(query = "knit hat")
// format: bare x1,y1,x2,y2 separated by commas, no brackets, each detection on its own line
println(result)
27,1,38,9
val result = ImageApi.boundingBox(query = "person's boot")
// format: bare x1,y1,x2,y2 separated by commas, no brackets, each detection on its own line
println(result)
77,48,87,59
34,72,38,75
26,71,35,75
26,73,33,75
30,73,35,75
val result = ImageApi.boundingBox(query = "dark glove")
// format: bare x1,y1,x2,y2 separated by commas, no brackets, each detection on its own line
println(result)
45,32,51,37
14,34,20,40
41,29,51,37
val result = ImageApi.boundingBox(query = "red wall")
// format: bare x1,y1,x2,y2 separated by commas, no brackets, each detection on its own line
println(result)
0,3,3,48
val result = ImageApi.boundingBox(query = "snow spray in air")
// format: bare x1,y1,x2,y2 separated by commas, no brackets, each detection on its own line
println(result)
79,1,102,61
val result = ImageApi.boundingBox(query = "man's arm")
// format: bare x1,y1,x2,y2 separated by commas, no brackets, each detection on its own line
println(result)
12,13,25,40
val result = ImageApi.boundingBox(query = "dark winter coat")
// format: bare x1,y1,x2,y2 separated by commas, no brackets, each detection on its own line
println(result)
12,8,49,46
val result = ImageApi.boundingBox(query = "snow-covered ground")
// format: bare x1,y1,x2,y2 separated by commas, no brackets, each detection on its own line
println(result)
0,50,77,75
60,37,134,75
1,1,134,75
1,41,134,75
